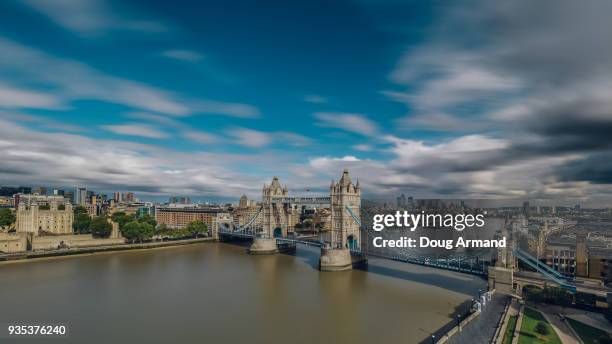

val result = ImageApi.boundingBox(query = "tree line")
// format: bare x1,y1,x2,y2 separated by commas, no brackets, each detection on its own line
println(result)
73,206,207,243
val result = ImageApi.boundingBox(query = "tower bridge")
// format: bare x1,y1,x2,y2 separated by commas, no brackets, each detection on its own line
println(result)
215,168,491,273
215,169,365,271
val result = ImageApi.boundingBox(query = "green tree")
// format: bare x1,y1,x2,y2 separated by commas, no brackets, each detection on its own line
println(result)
74,205,88,214
0,208,16,228
89,216,112,238
140,214,157,227
534,322,549,336
185,220,207,237
121,221,155,243
73,206,91,234
111,212,134,229
156,223,168,233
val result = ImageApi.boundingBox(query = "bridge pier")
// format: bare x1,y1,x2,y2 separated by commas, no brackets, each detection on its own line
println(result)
248,238,278,255
319,248,352,271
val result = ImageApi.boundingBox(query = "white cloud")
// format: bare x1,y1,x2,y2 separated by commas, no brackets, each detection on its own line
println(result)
353,144,373,152
0,36,259,118
313,112,379,136
101,124,168,139
0,83,65,110
21,0,167,36
303,94,328,104
227,127,271,148
0,118,278,198
182,130,219,144
276,132,312,147
194,100,260,118
161,49,204,62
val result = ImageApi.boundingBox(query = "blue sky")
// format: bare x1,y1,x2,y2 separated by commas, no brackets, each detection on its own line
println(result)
1,0,612,205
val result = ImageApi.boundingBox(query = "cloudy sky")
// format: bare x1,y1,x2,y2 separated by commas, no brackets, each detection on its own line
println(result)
1,0,611,205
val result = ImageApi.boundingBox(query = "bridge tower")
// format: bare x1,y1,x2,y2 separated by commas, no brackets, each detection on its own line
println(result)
320,169,365,271
330,169,361,250
249,176,287,254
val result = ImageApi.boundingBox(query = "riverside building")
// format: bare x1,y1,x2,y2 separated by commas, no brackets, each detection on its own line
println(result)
15,194,73,236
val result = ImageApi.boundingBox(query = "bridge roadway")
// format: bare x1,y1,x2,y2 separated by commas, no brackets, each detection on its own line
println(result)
217,229,489,275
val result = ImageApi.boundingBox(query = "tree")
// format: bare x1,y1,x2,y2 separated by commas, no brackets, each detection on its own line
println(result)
156,223,168,233
74,206,88,215
534,322,549,336
121,221,155,243
111,212,134,229
0,208,15,228
90,216,112,238
523,285,544,304
73,207,91,234
186,220,207,237
140,214,157,227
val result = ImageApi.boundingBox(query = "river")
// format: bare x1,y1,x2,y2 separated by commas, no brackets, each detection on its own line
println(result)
0,242,486,343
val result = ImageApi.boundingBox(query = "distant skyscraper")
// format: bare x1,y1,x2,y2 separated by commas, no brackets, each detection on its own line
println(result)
522,201,530,216
53,189,64,196
396,193,407,208
114,192,122,203
125,192,135,203
169,196,191,204
75,187,87,206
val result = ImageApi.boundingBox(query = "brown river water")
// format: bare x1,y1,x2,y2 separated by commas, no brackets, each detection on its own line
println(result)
0,242,486,343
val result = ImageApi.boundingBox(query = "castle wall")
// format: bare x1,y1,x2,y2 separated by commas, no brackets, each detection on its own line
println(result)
0,232,28,253
32,234,125,251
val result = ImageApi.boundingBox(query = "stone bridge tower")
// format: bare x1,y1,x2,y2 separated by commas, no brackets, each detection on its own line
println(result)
262,176,288,238
330,169,361,250
249,176,287,254
320,169,365,271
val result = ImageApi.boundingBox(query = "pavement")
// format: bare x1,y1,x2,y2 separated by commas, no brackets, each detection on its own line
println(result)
493,298,520,344
447,294,510,344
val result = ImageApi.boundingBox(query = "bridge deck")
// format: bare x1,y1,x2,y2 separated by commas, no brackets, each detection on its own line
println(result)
218,230,488,275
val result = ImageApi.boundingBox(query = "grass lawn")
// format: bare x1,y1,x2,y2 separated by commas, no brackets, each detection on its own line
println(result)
518,307,562,344
503,315,518,344
567,318,610,344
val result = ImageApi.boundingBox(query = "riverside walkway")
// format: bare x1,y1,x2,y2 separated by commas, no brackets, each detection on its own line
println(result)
446,294,509,344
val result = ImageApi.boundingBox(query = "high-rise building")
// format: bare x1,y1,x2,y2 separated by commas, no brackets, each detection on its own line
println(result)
75,187,87,206
169,196,191,204
522,201,530,217
125,192,135,203
396,194,407,208
53,189,64,196
114,192,122,203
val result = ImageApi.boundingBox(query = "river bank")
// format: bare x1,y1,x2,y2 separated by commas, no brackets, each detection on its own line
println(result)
0,237,215,263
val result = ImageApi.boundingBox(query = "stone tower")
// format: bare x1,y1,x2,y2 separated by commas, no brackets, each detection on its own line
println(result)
262,177,288,238
330,169,361,250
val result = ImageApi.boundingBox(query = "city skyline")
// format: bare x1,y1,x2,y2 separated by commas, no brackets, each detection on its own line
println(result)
1,0,612,205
